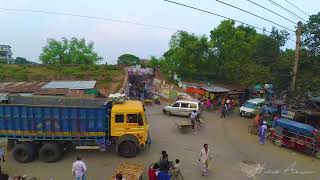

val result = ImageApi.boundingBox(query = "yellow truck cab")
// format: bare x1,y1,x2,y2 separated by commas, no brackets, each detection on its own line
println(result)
110,100,150,157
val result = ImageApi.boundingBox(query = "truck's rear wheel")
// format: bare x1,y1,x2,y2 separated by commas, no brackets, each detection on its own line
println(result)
39,142,63,163
12,143,35,163
118,141,137,158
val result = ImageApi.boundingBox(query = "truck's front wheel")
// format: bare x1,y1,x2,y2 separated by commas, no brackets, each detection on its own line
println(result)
12,143,34,163
118,141,137,158
39,143,63,163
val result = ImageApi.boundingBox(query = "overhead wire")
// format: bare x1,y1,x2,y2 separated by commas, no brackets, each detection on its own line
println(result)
163,0,296,42
215,0,295,32
0,7,179,32
283,0,310,17
244,0,296,25
265,0,308,22
0,4,296,43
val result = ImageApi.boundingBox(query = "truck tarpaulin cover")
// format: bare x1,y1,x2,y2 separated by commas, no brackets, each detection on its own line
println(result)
273,118,315,137
9,95,106,107
0,104,107,138
186,87,205,95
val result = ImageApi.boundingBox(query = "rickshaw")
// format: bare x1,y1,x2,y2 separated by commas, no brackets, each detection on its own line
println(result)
271,118,320,159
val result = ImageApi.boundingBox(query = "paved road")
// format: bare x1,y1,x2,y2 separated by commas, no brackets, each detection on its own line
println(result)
2,105,320,180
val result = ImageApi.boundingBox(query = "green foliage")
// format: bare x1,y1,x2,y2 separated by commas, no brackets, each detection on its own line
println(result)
269,27,290,47
117,54,140,65
0,65,123,90
158,14,320,96
40,37,102,64
148,56,161,67
302,12,320,56
14,57,33,64
156,20,291,93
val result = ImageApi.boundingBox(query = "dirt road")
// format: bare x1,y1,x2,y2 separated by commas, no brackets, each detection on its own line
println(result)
2,105,320,180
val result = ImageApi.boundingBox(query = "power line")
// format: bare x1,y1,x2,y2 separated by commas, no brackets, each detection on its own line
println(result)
283,0,310,17
215,0,295,32
163,0,268,33
0,7,179,31
244,0,296,25
163,0,295,42
265,0,308,22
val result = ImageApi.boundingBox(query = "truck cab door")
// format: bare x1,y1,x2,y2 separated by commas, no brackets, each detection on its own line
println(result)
125,113,145,138
111,114,126,137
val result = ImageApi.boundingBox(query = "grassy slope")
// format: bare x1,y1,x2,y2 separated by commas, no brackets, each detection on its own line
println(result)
0,64,124,95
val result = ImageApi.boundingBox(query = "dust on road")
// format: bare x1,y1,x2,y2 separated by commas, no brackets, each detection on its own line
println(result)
2,105,320,180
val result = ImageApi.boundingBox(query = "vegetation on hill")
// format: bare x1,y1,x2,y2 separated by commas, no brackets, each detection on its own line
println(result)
0,64,124,93
117,54,140,66
40,37,102,64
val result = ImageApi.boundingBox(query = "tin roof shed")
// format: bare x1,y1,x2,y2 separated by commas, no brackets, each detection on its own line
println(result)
201,86,230,93
42,81,96,90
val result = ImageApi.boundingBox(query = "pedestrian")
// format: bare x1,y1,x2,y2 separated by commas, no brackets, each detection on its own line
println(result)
160,150,167,162
114,173,126,180
198,144,212,176
259,121,268,145
206,98,211,110
157,167,171,180
148,163,159,180
218,96,221,107
72,156,87,180
159,153,170,173
170,159,184,180
0,166,8,180
0,147,5,162
220,103,227,118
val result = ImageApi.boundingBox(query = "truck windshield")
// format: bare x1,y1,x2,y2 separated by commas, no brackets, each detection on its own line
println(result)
243,102,256,109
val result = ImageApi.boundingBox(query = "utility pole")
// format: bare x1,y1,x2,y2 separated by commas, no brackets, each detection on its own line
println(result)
288,21,302,108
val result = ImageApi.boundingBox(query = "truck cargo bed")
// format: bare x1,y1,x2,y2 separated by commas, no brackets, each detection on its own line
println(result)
0,104,108,140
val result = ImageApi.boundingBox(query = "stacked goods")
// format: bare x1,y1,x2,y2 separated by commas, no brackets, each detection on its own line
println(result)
108,93,128,103
109,162,144,180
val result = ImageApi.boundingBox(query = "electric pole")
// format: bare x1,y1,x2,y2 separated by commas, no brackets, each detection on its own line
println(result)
288,21,302,108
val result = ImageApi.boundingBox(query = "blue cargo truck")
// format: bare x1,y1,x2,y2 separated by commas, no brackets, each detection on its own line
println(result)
0,96,150,163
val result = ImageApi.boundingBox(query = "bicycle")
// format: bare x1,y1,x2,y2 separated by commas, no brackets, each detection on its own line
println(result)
195,118,205,130
13,175,38,180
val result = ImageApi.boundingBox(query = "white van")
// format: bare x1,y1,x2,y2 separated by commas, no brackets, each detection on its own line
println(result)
240,98,266,117
163,100,202,117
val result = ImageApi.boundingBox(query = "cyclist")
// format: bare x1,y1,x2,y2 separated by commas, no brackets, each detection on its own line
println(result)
190,110,198,130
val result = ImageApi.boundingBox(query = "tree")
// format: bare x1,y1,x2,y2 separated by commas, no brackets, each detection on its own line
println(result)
14,57,32,64
39,37,102,64
117,54,140,66
149,56,161,67
158,17,319,96
302,12,320,56
253,35,280,66
269,27,290,47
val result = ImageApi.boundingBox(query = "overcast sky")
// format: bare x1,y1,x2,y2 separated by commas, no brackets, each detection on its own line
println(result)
0,0,318,64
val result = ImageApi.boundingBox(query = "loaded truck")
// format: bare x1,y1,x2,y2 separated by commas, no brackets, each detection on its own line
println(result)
0,95,150,163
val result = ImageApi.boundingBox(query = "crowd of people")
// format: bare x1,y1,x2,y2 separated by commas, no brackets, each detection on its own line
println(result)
147,144,212,180
198,96,235,119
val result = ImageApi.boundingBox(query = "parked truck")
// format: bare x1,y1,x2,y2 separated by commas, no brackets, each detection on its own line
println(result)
0,95,150,163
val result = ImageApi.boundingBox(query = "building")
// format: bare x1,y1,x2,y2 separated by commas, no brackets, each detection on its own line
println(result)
0,45,13,64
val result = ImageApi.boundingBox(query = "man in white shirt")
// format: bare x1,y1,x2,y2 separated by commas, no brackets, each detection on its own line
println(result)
72,156,87,180
190,110,198,130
